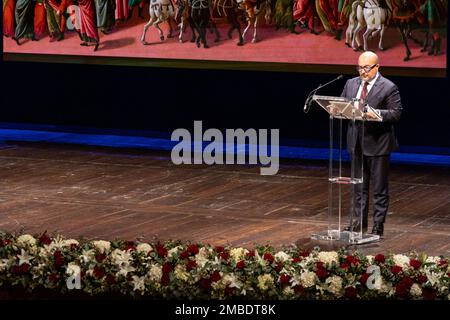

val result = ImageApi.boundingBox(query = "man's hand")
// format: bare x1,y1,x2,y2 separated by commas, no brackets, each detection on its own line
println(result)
364,109,380,120
327,105,340,116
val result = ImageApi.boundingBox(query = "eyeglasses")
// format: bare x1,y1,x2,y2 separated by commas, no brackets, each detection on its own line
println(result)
356,64,378,73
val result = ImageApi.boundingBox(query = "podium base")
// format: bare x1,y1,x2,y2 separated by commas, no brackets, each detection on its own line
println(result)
311,229,380,244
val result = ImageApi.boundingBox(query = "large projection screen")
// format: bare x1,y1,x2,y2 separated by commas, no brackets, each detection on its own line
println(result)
3,0,447,76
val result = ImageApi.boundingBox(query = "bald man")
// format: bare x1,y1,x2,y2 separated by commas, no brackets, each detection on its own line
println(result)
341,51,402,237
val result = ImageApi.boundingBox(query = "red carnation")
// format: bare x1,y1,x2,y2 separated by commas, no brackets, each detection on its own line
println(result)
210,271,221,282
93,266,105,279
54,250,64,268
187,244,199,255
263,253,274,263
39,232,52,245
219,252,229,261
438,260,448,267
280,274,291,286
409,259,422,270
391,265,403,275
48,273,60,284
299,250,310,257
346,255,359,266
275,262,284,273
374,254,385,264
316,262,324,269
416,274,427,284
124,241,136,252
162,263,173,274
360,273,370,284
224,286,235,295
294,285,304,294
395,284,409,297
345,286,358,299
180,251,190,259
246,250,255,258
106,274,116,285
292,257,301,263
3,239,11,246
316,267,328,280
95,253,106,263
156,244,168,258
215,246,224,253
186,260,197,271
161,273,170,286
340,263,349,269
236,260,246,269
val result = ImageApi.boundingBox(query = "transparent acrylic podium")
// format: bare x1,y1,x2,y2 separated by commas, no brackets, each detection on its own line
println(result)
310,95,380,244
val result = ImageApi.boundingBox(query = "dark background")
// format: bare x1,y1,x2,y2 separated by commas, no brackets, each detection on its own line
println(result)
1,58,449,151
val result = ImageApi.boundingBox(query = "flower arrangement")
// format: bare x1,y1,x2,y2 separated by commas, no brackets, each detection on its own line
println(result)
1,231,450,300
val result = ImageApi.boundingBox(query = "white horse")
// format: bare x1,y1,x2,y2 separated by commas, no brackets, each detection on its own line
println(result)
141,0,177,44
346,0,392,51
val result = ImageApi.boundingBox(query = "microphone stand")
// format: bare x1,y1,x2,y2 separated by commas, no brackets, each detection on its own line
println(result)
303,75,344,113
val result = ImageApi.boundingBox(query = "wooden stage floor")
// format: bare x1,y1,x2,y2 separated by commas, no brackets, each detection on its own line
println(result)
1,142,449,256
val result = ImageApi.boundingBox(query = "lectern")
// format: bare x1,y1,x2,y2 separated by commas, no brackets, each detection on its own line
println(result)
310,95,381,244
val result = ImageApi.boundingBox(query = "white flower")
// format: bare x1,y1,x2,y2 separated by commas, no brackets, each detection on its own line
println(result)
132,275,146,294
174,264,189,281
255,251,267,267
275,251,291,263
229,248,248,263
148,264,162,282
257,274,274,291
378,279,394,295
80,249,95,263
17,249,34,266
300,271,317,288
168,246,182,258
326,276,343,296
425,256,440,264
62,239,79,247
366,255,375,264
222,273,242,289
393,254,410,268
410,283,422,297
92,240,111,253
136,243,152,254
0,259,10,271
425,269,443,287
17,234,37,247
283,286,294,296
317,251,339,265
195,247,210,268
66,262,81,277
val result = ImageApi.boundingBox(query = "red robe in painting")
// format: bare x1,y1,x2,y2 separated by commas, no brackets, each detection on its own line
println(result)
78,0,99,42
3,0,16,37
34,0,47,38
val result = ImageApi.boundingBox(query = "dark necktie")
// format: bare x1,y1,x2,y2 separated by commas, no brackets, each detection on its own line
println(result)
360,81,369,104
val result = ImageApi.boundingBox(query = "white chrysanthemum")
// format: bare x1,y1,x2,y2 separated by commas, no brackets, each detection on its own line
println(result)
283,286,294,296
300,271,317,288
366,255,375,264
66,262,81,277
317,251,339,265
136,243,152,254
168,246,182,258
17,234,37,247
195,247,209,268
326,276,343,296
410,283,422,297
378,279,393,294
0,259,10,272
148,264,162,282
111,249,131,265
275,251,291,263
174,264,190,282
80,249,95,263
257,274,274,291
132,275,146,294
393,254,410,268
229,248,248,263
425,256,440,264
62,239,79,247
92,240,111,253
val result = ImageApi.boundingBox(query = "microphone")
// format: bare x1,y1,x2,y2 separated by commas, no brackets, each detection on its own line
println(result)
304,75,344,113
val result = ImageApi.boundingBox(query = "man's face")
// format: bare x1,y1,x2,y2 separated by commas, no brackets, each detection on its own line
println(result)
357,55,379,82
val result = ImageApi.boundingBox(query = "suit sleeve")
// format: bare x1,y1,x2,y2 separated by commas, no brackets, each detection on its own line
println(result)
341,80,349,98
377,84,402,123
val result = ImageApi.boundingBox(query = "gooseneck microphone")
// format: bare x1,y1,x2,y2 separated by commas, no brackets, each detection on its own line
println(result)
303,75,344,113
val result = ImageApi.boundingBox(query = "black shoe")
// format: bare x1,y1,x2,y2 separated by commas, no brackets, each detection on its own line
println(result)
344,221,367,233
371,223,384,236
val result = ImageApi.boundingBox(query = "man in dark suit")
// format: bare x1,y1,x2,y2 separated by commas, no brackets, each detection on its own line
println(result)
341,51,402,236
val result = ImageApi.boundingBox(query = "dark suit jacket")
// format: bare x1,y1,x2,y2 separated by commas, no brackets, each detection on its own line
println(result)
341,74,402,156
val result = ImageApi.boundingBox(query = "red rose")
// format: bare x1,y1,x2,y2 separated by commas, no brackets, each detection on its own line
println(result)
124,241,136,252
391,265,403,275
210,271,221,282
236,260,246,269
416,274,427,284
20,263,30,274
162,263,173,274
316,262,324,269
156,244,168,258
198,278,212,291
280,274,291,286
346,255,359,266
292,257,301,263
409,259,421,270
344,286,357,299
224,286,235,295
106,274,116,285
275,262,284,273
3,239,11,246
399,276,414,288
39,232,52,245
246,250,255,258
374,254,385,264
93,266,105,279
438,260,448,267
48,273,60,284
219,252,229,261
294,285,304,294
187,244,199,255
316,268,328,280
215,246,224,253
299,250,310,258
340,263,349,269
263,253,274,263
161,273,170,286
395,284,408,297
359,273,370,284
95,253,106,263
54,251,64,268
180,251,190,259
186,260,197,271
422,288,437,300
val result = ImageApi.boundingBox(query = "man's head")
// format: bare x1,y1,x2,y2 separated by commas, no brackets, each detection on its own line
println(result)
357,51,379,82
